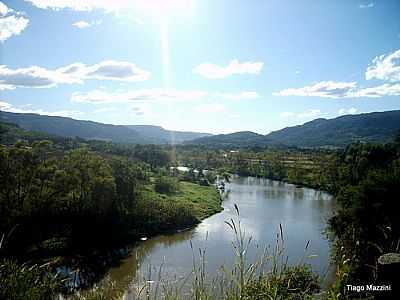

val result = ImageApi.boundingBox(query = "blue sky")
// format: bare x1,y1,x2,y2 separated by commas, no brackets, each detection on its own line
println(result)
0,0,400,134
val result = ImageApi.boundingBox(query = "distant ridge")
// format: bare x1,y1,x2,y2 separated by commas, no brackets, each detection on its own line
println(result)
187,110,400,148
266,110,400,147
125,125,212,143
0,111,212,144
185,131,272,148
2,110,399,148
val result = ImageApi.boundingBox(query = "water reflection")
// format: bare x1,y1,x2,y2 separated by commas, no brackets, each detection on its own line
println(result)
106,176,335,294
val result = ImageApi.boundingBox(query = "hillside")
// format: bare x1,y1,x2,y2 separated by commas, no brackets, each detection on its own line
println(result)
187,131,272,148
0,111,154,144
0,111,212,144
2,110,399,148
125,125,212,143
267,110,400,147
187,110,400,148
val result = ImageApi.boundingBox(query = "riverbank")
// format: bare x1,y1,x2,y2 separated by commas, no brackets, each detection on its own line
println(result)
0,175,224,299
144,181,223,223
68,176,332,300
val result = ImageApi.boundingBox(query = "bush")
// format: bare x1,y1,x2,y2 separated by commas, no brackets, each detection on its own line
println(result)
154,176,180,195
0,260,63,300
243,265,319,300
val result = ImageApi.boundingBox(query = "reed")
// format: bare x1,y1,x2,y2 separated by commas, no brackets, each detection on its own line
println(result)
65,204,320,300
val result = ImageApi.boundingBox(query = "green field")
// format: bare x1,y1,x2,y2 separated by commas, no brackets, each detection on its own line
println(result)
143,181,223,222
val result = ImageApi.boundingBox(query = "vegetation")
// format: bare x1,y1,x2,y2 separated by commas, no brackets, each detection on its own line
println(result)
326,141,400,299
243,265,319,300
1,118,399,299
0,123,222,299
125,125,212,144
176,146,336,191
68,207,320,300
0,260,62,300
188,110,400,148
177,136,400,299
154,176,180,194
2,110,400,148
0,111,211,145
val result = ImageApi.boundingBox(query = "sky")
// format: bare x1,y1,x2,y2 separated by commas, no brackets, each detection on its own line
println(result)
0,0,400,134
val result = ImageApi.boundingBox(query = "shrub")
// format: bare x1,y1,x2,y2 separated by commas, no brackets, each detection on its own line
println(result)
243,265,319,300
0,260,63,300
154,176,180,195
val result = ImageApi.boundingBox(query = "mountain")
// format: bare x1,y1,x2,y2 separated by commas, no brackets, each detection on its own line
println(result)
125,125,212,143
0,111,211,144
2,110,399,148
267,110,400,147
186,131,272,148
0,111,152,144
187,110,400,148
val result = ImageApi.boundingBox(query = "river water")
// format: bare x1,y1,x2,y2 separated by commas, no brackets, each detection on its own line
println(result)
106,176,335,297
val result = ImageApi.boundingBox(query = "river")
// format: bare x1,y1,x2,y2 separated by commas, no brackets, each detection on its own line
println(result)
106,175,335,297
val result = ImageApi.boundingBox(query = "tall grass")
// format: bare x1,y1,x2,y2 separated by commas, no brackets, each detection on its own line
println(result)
68,205,320,300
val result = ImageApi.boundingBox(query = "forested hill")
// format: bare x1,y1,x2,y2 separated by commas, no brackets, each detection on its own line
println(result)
266,110,400,147
188,110,400,148
0,111,211,144
185,131,273,149
2,110,399,147
125,125,211,143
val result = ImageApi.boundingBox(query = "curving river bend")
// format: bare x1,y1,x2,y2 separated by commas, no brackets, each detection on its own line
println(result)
106,176,336,295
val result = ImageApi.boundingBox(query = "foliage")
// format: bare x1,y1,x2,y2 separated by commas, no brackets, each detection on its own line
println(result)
155,176,180,194
0,111,211,145
93,205,320,300
0,260,63,300
325,141,400,298
187,110,400,148
0,111,151,144
243,265,319,300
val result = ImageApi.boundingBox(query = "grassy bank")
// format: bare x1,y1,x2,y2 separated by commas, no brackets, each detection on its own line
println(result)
145,181,223,221
0,138,225,299
67,206,320,300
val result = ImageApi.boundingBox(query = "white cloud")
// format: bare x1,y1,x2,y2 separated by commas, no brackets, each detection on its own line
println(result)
130,103,149,116
352,83,400,97
58,60,150,82
0,101,12,110
0,65,80,90
24,0,122,11
0,2,9,15
0,101,83,118
298,109,321,118
0,2,29,42
24,0,149,13
274,81,357,98
274,81,400,99
24,0,192,18
280,112,295,118
72,19,102,28
73,21,90,28
216,91,260,101
71,89,208,104
359,2,374,8
93,107,117,113
71,89,260,104
280,109,322,119
276,49,400,100
366,49,400,82
195,103,225,114
0,60,150,90
193,60,264,79
338,108,358,116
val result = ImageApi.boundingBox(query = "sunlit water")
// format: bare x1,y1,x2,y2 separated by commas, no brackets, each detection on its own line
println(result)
106,176,336,295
